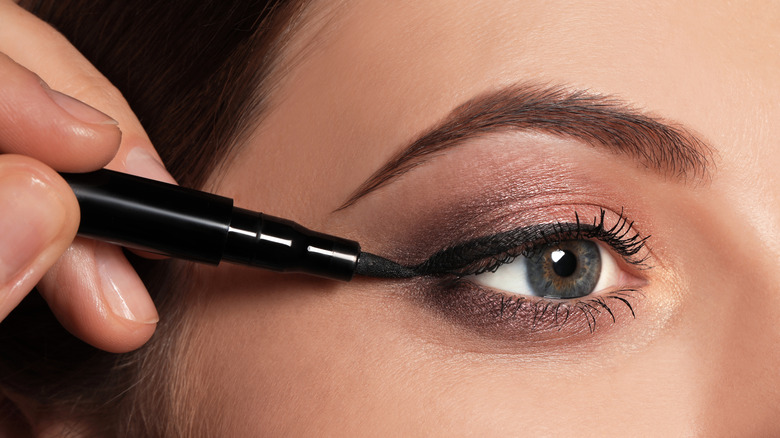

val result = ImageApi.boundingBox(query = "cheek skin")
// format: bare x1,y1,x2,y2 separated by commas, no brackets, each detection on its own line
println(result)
179,267,446,435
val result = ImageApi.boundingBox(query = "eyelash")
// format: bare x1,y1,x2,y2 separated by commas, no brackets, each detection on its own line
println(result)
417,208,651,334
456,208,649,276
463,288,645,334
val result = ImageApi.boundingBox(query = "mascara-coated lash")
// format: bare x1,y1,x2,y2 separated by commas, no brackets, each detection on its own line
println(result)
412,208,650,278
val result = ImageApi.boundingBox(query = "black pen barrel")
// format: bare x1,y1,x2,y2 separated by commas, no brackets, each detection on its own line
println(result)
61,169,359,281
223,208,359,281
63,169,232,264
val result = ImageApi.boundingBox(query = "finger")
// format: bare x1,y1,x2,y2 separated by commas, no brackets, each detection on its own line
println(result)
0,2,168,352
0,1,176,183
0,155,79,321
37,240,158,353
0,52,120,171
3,3,174,258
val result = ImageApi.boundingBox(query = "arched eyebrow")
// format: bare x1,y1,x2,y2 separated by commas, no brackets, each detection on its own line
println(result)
337,83,714,210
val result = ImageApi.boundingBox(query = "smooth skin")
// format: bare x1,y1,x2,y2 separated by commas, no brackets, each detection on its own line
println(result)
0,0,173,352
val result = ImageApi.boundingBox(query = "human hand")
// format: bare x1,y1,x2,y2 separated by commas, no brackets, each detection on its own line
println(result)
0,0,176,352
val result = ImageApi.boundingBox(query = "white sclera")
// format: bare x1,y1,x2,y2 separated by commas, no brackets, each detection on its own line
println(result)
469,242,620,298
469,254,535,295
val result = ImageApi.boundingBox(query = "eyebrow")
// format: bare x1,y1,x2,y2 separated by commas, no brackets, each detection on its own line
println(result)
337,83,713,210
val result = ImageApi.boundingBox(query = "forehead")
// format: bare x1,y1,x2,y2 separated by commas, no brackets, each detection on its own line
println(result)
218,0,779,220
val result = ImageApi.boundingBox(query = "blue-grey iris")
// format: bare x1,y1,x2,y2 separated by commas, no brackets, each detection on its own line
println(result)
525,240,601,299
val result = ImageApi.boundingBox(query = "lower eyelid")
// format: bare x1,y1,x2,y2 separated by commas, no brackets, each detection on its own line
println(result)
414,274,645,348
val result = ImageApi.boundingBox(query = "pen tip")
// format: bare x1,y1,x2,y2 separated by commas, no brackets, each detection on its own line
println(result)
355,252,417,278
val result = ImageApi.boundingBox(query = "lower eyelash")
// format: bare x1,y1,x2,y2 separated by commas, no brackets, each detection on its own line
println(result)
496,290,642,333
431,279,644,336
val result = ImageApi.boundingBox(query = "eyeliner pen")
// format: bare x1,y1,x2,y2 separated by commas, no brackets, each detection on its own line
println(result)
62,169,409,281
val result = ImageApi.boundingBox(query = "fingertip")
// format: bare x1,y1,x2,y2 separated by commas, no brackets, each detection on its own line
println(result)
37,240,159,353
95,243,159,326
0,155,80,320
95,318,158,354
118,143,178,185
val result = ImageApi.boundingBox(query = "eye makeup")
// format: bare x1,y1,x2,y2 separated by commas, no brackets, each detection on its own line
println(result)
385,207,651,345
339,133,669,349
410,208,649,276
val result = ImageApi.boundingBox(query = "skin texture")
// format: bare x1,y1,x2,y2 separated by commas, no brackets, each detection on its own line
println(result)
159,0,780,436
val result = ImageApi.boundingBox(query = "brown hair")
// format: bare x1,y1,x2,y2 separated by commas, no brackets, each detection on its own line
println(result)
0,1,307,435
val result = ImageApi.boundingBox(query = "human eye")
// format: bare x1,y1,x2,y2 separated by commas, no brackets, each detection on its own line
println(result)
470,238,620,300
410,208,650,336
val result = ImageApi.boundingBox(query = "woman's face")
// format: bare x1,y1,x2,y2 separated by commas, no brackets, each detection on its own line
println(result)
180,1,780,435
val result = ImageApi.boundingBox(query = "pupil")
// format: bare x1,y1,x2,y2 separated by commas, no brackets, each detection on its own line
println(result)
551,249,577,277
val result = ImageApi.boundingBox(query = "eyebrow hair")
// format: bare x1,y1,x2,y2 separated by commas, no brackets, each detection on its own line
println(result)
338,83,713,210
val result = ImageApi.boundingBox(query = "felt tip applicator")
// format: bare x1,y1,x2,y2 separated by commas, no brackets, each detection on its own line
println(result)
62,169,415,281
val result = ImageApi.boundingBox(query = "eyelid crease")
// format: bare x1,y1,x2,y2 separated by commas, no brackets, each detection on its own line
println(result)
338,82,715,210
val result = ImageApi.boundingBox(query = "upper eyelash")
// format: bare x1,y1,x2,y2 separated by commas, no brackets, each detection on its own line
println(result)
412,208,651,277
581,208,650,263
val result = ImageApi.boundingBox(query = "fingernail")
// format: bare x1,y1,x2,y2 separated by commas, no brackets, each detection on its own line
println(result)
0,171,66,285
40,81,118,125
125,147,177,184
96,244,159,324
